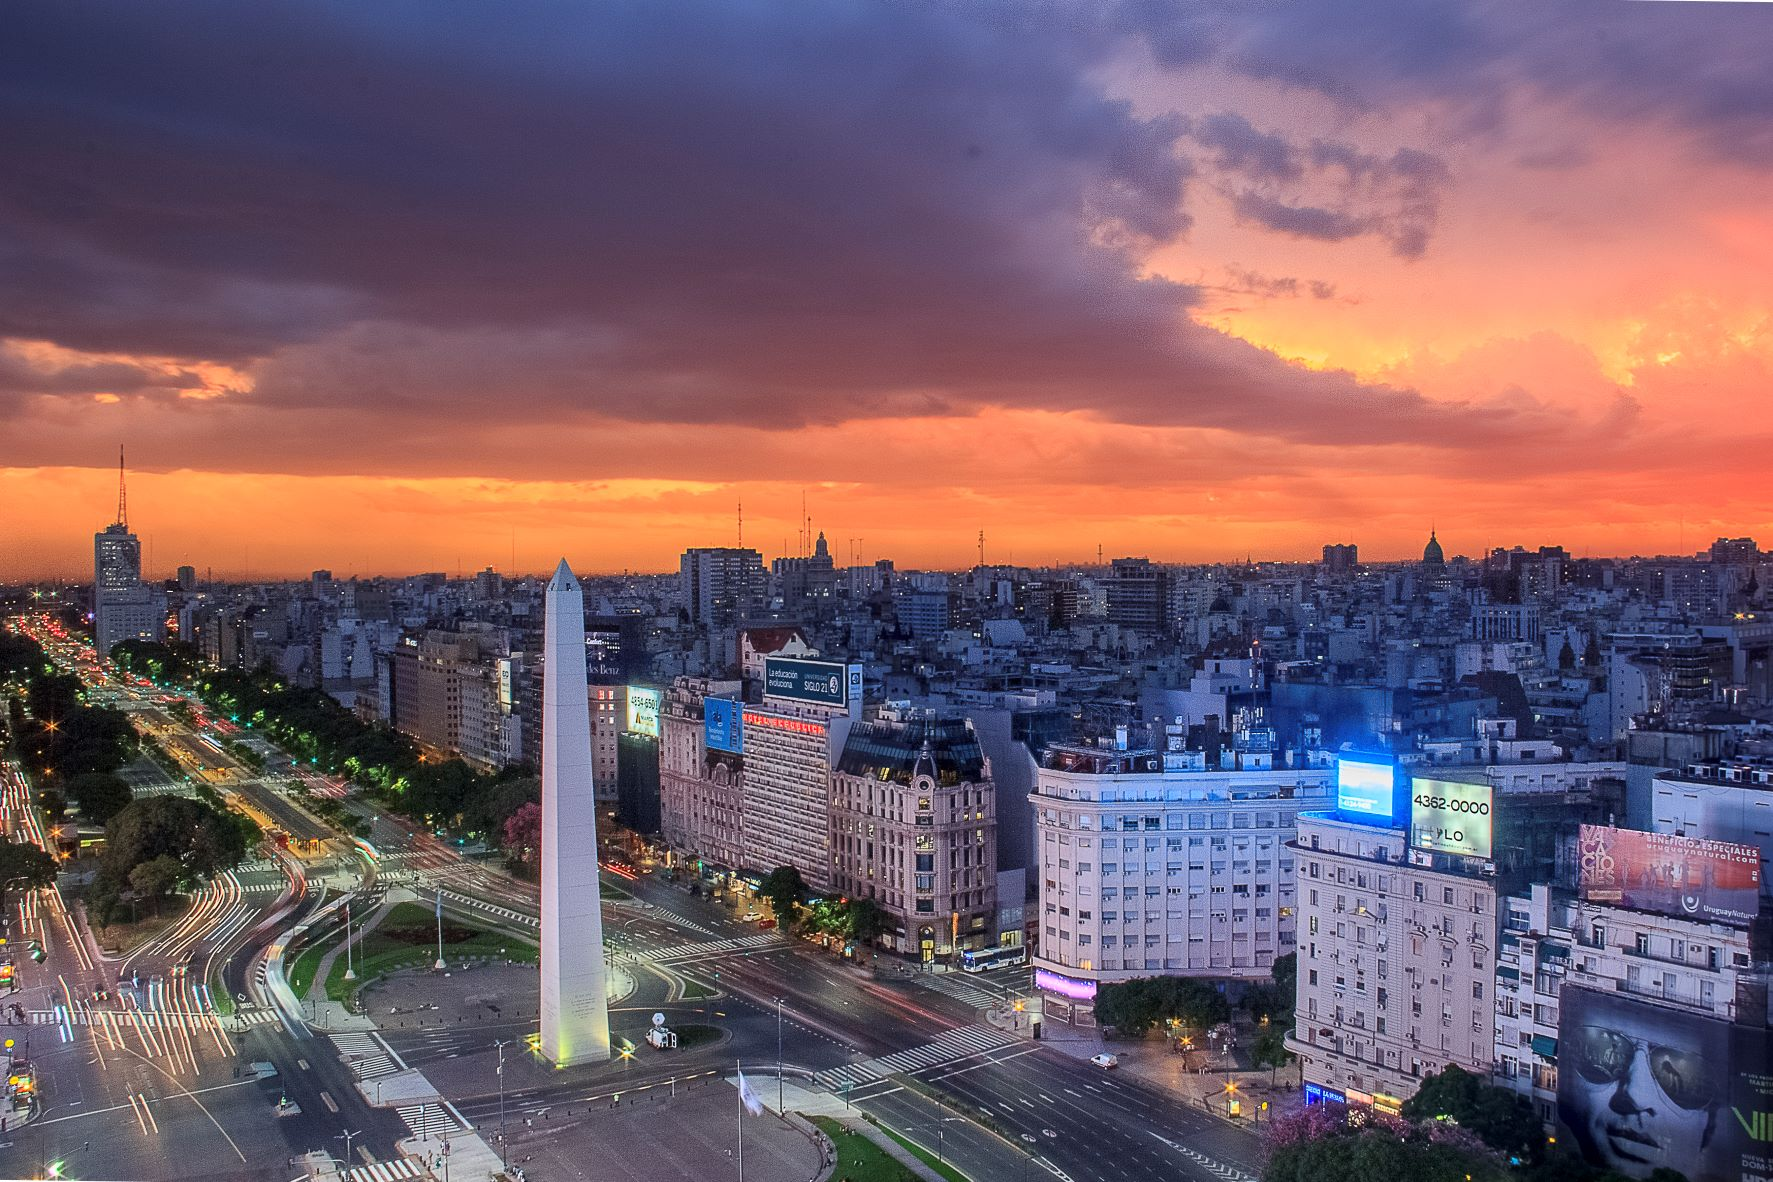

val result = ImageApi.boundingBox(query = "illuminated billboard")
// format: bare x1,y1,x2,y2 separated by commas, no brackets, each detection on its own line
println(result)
1336,757,1400,824
704,697,744,754
1578,825,1760,928
1410,777,1492,858
625,686,662,738
1558,986,1771,1182
1034,968,1097,1001
763,657,854,707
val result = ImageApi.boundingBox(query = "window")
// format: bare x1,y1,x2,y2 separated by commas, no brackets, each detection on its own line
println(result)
1472,982,1484,1001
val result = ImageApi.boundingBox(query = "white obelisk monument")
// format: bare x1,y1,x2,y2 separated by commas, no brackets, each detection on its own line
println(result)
540,558,611,1065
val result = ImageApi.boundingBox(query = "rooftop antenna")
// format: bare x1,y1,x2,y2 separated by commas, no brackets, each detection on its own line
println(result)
116,445,128,529
738,497,744,548
978,529,985,568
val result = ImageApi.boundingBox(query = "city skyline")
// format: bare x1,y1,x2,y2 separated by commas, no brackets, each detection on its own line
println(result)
3,2,1772,577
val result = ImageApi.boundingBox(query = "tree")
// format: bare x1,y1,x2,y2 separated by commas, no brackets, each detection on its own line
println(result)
759,865,808,928
1399,1064,1542,1163
0,839,57,895
503,802,542,871
66,771,133,824
1250,1021,1292,1082
1095,975,1231,1036
1265,1109,1511,1182
128,855,184,914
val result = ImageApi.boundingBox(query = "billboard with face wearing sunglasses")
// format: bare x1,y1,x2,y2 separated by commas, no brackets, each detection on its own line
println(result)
1558,985,1756,1182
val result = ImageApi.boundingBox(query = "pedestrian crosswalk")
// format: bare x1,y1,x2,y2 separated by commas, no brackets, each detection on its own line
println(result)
398,1101,470,1138
345,1157,427,1182
814,1024,1017,1090
918,973,1008,1009
440,889,538,929
330,1031,405,1080
27,1006,281,1029
651,933,779,963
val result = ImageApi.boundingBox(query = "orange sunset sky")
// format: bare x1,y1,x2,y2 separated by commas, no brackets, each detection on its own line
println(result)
2,2,1770,580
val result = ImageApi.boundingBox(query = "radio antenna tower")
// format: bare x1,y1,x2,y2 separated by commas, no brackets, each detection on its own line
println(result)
978,529,985,568
116,445,128,529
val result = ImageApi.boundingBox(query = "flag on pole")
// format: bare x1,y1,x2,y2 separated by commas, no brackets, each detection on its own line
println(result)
737,1068,765,1115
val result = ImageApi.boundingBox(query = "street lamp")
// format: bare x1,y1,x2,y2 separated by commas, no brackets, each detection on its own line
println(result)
494,1039,509,1167
337,1128,362,1167
775,997,785,1114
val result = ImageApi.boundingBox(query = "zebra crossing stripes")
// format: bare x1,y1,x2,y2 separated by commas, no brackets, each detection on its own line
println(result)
651,933,778,963
330,1031,406,1080
28,1007,280,1028
398,1102,470,1138
814,1024,1016,1089
919,973,1006,1009
441,889,538,928
345,1158,426,1182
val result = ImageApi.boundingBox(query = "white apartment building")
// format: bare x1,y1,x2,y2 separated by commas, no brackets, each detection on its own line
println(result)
1494,883,1756,1126
1289,809,1499,1115
1031,739,1332,1025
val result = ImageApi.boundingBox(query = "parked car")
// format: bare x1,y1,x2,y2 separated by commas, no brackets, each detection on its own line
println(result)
1089,1053,1119,1070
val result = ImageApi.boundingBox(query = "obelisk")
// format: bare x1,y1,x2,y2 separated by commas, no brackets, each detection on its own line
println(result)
540,558,611,1065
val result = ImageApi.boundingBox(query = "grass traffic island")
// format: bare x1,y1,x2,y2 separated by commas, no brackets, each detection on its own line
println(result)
810,1114,974,1182
871,1120,973,1182
322,900,538,1004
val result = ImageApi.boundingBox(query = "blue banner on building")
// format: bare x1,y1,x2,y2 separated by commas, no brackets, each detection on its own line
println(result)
705,697,744,753
763,657,850,706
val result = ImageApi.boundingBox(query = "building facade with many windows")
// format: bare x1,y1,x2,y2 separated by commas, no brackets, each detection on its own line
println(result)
1031,739,1332,1024
829,708,997,959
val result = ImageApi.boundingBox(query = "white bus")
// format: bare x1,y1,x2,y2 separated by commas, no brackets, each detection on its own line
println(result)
959,945,1028,973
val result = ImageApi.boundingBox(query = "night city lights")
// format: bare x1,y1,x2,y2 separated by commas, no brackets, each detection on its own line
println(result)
2,4,1772,1182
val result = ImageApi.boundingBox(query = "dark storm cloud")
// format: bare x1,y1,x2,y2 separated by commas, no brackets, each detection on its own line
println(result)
1125,0,1773,166
1186,114,1452,258
0,0,1636,464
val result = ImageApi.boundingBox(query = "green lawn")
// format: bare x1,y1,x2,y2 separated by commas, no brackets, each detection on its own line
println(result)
322,904,537,1002
875,1122,973,1182
680,976,717,1000
810,1116,921,1182
287,939,329,999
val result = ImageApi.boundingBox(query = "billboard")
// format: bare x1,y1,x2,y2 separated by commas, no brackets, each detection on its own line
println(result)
625,686,662,738
704,697,744,754
1337,757,1401,825
1558,985,1772,1182
763,657,852,707
1578,825,1760,928
1410,777,1492,858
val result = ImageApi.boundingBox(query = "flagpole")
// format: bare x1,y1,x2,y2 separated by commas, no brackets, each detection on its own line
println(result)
736,1059,745,1182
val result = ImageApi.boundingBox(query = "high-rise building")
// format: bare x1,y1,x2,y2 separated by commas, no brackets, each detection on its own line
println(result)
680,546,765,664
1711,536,1759,565
175,565,197,592
386,631,508,770
93,450,163,655
1103,557,1170,634
829,708,998,959
1321,544,1359,576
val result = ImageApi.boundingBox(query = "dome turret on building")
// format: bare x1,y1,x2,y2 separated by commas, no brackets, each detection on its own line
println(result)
1422,530,1445,567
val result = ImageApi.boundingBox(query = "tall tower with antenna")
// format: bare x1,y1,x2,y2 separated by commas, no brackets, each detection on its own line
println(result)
94,445,160,654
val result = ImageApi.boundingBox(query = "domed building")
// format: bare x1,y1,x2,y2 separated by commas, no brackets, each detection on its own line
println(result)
1422,530,1445,568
